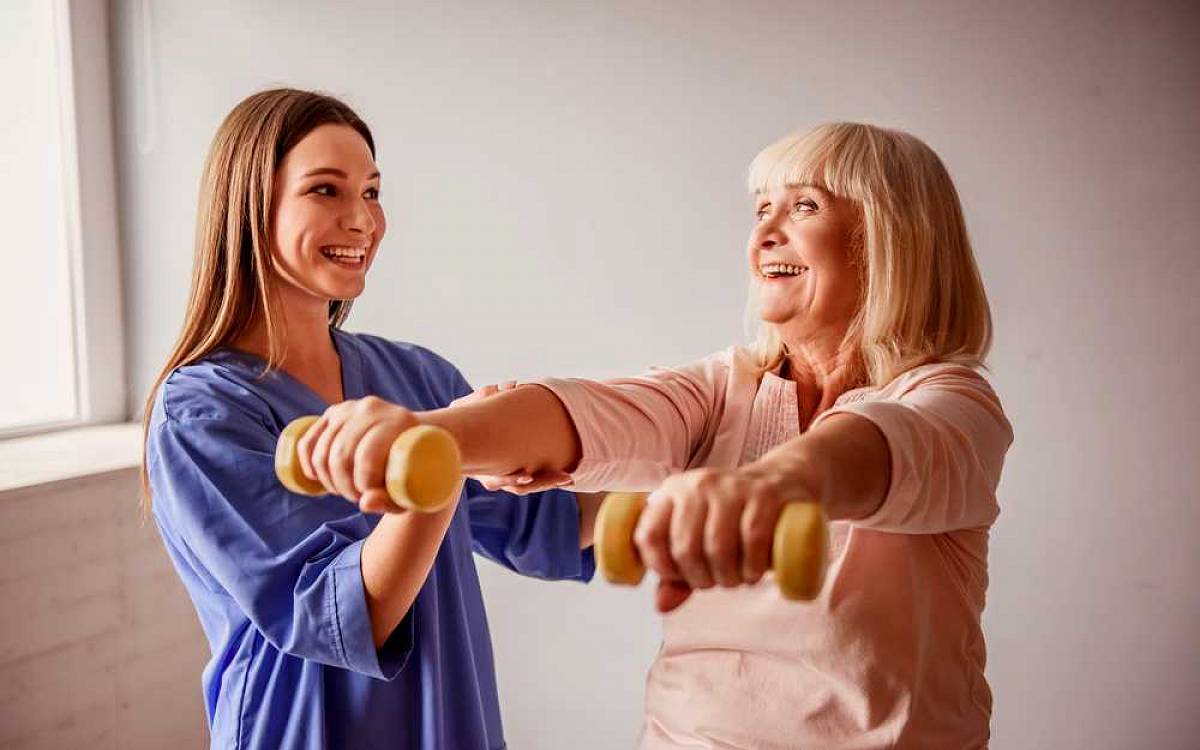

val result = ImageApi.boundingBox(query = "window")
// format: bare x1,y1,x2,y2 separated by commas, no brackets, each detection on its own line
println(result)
0,0,124,437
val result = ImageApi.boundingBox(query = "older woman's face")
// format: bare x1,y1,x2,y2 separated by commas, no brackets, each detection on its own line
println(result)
747,184,862,343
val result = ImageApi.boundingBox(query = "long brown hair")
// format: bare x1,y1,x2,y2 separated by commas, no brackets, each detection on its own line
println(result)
140,88,375,508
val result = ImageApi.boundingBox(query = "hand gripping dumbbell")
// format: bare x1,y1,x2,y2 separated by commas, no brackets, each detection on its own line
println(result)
274,416,463,512
594,492,829,601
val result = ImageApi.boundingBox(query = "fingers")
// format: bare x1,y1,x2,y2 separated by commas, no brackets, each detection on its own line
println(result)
705,479,743,587
358,487,400,514
450,383,498,408
449,380,518,409
308,411,345,498
633,490,682,584
353,422,402,497
669,487,714,590
326,410,381,501
509,471,573,494
296,416,329,483
296,397,420,505
740,492,780,584
624,468,785,610
471,470,571,495
655,579,693,614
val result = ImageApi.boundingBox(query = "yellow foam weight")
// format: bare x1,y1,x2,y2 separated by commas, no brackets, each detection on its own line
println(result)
275,418,462,513
595,492,648,585
772,502,828,601
275,416,327,496
384,424,463,513
595,492,828,601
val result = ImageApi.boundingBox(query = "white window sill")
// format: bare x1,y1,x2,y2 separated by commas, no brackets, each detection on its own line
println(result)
0,422,142,493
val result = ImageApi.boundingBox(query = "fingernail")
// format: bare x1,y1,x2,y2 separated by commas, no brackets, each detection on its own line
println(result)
516,476,533,485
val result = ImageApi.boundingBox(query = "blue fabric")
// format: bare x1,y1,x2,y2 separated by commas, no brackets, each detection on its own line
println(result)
147,328,594,750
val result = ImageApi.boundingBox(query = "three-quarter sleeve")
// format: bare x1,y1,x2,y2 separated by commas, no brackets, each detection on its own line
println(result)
465,481,595,582
148,412,412,680
814,364,1014,534
534,353,730,491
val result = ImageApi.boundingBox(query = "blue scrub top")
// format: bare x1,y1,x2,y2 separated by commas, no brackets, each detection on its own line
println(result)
146,329,594,750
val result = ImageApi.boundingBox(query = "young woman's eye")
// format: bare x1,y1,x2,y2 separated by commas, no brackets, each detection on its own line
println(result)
364,187,380,200
309,184,337,197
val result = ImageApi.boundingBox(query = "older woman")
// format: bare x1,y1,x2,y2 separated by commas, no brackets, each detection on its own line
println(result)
299,122,1012,748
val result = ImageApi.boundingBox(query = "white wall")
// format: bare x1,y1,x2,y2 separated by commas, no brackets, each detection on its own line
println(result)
111,1,1200,747
0,470,208,749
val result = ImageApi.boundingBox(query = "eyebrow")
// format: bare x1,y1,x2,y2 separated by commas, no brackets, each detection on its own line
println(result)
755,183,826,202
301,167,381,180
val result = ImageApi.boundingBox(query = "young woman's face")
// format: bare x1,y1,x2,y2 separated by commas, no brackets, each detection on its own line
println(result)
747,184,862,344
270,124,385,305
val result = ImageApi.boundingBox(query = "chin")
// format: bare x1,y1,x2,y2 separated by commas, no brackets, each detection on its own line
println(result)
320,283,366,301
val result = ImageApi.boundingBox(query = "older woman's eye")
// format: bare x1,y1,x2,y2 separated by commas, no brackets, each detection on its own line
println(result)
792,199,818,213
309,184,337,197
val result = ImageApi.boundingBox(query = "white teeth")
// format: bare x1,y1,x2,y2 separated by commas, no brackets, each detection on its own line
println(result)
759,263,806,278
322,246,366,260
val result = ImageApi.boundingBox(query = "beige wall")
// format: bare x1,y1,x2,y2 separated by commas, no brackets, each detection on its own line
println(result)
0,471,207,749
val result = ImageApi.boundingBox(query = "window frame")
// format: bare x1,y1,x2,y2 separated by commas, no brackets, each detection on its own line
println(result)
1,0,126,439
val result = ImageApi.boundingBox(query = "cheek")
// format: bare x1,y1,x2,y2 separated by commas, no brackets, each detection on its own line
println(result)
272,201,313,257
372,205,387,241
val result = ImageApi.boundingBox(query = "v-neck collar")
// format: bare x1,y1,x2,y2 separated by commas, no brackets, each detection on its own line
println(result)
216,327,365,410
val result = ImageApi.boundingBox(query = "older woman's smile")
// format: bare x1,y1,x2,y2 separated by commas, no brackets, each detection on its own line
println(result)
758,262,808,279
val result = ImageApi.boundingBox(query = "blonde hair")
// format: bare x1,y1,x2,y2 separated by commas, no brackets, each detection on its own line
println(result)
747,122,992,386
139,88,375,506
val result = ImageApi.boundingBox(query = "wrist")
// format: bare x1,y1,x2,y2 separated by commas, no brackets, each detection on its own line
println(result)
739,446,826,507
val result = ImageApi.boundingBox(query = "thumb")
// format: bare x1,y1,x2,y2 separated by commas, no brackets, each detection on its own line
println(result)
655,580,693,614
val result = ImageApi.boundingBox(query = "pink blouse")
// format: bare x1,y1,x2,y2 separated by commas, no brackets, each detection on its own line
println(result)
538,347,1013,749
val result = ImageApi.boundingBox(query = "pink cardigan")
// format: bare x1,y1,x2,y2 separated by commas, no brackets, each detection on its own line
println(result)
538,347,1013,749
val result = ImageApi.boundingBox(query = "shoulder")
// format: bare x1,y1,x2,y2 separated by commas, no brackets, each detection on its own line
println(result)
344,331,462,378
152,351,276,432
337,330,470,404
648,346,738,381
875,361,997,397
868,361,1009,430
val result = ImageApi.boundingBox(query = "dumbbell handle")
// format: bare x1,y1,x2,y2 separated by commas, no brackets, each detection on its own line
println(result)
274,416,463,513
594,492,828,601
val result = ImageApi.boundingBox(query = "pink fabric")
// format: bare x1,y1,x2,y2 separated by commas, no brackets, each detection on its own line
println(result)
537,348,1013,749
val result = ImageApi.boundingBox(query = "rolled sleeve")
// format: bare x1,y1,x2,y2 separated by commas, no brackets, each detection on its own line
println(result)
329,540,413,680
815,366,1013,534
149,413,415,679
466,481,595,582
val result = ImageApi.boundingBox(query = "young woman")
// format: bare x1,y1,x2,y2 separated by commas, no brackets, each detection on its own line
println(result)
142,88,596,750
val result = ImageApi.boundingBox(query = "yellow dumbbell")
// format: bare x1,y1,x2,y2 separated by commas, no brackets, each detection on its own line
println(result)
274,416,463,513
594,491,828,601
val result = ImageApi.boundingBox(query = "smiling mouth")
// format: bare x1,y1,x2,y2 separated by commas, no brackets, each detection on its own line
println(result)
321,245,367,268
759,263,807,279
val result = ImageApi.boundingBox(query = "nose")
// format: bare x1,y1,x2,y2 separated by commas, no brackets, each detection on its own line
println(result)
753,214,787,251
342,196,376,236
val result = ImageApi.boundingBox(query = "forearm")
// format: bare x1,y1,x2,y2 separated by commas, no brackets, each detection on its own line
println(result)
743,412,890,521
360,500,458,647
421,385,582,477
575,492,605,549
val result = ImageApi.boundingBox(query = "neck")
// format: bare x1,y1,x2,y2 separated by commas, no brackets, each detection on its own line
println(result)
233,290,344,403
779,330,860,427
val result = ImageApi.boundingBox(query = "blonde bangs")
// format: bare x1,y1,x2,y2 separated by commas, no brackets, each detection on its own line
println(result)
746,123,992,386
748,123,878,205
